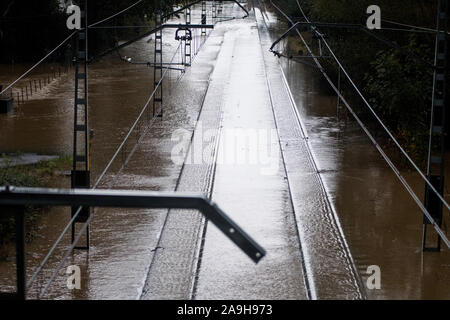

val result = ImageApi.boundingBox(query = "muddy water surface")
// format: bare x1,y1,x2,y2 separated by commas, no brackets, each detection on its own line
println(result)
1,1,449,300
259,1,450,299
0,6,219,299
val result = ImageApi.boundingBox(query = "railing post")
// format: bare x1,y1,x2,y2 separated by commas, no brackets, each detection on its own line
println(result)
15,207,25,300
0,205,26,300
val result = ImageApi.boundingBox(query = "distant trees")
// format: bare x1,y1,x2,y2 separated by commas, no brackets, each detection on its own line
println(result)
86,0,183,55
0,0,66,63
278,0,443,165
0,0,183,63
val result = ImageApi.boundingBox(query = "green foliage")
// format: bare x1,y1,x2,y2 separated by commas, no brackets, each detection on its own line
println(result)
0,155,72,248
363,35,433,163
0,160,40,246
87,0,184,54
278,0,443,166
0,0,184,63
0,0,67,63
35,154,72,176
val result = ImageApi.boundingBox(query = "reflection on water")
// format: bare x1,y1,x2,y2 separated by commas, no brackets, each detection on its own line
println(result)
279,42,450,300
0,7,216,299
257,0,448,298
0,1,448,300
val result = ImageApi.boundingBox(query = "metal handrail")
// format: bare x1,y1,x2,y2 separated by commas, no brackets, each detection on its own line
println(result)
0,186,266,300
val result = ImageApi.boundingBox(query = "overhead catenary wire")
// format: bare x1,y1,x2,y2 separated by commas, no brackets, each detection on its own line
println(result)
35,6,220,295
0,31,76,96
87,0,145,28
292,1,441,71
295,0,450,245
294,0,442,37
290,0,450,214
270,12,435,69
21,0,220,295
256,0,364,299
26,1,223,290
269,1,450,248
382,18,450,36
0,0,148,96
92,1,244,61
36,42,183,298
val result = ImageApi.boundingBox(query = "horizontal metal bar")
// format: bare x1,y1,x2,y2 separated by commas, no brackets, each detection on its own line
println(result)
146,62,186,66
271,19,436,70
269,22,303,51
0,186,265,263
162,0,204,19
163,24,214,29
92,23,214,61
163,0,248,20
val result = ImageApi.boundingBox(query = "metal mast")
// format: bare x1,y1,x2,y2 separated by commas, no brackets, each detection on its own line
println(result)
424,0,448,251
201,1,207,36
212,0,217,20
185,6,192,66
71,0,90,250
153,0,163,118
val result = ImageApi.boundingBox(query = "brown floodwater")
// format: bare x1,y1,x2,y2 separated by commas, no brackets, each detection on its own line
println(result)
0,5,221,299
0,1,448,300
257,2,449,299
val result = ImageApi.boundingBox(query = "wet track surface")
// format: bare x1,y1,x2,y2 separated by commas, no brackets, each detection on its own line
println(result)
256,1,449,299
0,0,448,300
193,13,308,300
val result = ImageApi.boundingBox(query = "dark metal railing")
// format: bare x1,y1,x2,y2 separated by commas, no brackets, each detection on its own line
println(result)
0,186,266,300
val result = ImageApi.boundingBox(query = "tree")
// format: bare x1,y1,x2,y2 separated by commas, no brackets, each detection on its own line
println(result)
0,0,67,62
0,0,184,63
278,0,441,165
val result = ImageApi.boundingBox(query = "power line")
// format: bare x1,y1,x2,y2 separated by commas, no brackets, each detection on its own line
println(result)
382,18,450,35
258,0,364,299
269,0,450,248
0,31,76,96
89,25,152,29
293,0,450,245
31,42,182,298
0,0,148,96
87,0,145,28
20,1,221,295
269,8,435,69
36,11,218,295
290,1,449,213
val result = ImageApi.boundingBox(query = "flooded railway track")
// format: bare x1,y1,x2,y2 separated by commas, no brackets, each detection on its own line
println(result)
2,0,447,301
